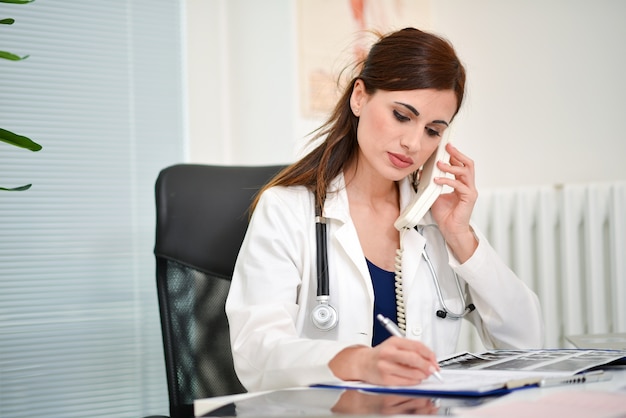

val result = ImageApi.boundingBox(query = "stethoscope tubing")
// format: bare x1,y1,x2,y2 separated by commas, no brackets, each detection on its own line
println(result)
421,244,473,319
311,219,474,330
315,215,330,297
418,224,475,319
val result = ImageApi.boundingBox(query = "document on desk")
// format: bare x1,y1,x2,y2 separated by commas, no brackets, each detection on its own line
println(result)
313,349,626,397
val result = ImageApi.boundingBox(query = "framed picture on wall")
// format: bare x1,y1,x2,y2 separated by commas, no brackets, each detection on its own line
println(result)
296,0,431,119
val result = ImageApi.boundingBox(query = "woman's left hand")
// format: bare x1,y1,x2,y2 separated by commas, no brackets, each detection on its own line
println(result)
430,142,478,263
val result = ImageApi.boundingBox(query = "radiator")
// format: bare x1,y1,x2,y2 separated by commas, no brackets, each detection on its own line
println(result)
457,181,626,351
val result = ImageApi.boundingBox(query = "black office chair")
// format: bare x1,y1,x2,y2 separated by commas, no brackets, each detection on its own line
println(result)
153,163,285,418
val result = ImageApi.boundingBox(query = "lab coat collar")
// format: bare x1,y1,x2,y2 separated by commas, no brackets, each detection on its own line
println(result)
323,173,427,294
324,173,429,222
322,173,372,303
323,172,432,231
322,173,350,223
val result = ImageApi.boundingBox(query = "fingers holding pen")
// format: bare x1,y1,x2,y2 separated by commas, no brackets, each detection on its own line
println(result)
372,315,442,384
330,316,442,386
370,337,440,386
330,338,442,386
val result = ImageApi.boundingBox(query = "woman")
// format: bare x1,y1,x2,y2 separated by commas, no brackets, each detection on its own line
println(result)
225,27,543,392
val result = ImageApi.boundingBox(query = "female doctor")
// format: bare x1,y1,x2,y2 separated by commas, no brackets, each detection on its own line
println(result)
225,27,544,392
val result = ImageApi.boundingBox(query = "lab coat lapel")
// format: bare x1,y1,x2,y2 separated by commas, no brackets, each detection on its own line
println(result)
397,177,428,294
398,227,426,294
323,174,373,298
334,222,371,285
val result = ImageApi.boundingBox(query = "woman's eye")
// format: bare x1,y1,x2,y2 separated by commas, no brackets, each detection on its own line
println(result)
426,127,441,137
393,110,410,122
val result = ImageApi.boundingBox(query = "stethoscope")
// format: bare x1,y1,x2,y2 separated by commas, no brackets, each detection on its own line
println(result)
417,224,476,320
311,212,475,331
310,209,339,331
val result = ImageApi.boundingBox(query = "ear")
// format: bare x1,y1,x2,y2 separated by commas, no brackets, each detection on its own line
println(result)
350,79,367,117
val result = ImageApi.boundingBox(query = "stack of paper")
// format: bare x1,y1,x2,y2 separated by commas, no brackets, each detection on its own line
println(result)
314,349,626,397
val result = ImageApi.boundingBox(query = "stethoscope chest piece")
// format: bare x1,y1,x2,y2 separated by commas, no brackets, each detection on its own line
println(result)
311,299,338,331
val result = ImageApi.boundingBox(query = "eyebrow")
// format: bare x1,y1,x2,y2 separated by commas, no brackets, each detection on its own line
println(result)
395,101,419,116
394,101,450,126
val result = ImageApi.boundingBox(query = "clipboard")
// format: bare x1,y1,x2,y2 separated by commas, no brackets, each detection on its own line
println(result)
312,370,612,398
313,349,626,398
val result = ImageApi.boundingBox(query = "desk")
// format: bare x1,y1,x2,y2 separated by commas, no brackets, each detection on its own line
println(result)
195,366,626,417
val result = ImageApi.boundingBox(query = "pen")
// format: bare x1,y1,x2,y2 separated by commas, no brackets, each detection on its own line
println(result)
376,314,444,382
539,370,612,388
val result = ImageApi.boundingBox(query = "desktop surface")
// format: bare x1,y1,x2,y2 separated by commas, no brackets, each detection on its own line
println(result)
195,366,626,417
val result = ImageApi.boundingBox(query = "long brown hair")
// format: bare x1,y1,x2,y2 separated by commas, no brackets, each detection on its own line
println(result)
251,27,466,214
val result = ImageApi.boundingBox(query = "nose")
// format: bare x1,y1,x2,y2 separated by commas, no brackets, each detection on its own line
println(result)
400,126,425,153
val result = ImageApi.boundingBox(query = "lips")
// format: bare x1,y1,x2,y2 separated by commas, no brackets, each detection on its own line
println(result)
388,152,414,169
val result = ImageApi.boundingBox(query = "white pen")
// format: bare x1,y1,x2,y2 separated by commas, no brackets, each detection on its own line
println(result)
539,370,612,388
376,314,444,382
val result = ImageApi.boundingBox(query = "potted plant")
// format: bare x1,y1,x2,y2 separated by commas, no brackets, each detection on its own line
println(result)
1,0,42,191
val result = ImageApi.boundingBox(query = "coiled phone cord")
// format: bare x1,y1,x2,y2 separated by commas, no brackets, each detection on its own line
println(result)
394,227,409,334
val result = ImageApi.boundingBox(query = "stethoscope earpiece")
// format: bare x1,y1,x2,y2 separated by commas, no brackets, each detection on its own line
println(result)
436,303,476,320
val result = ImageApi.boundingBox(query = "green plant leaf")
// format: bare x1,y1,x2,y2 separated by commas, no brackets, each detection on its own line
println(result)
1,0,38,192
0,184,32,191
0,0,35,4
0,128,42,151
0,50,29,60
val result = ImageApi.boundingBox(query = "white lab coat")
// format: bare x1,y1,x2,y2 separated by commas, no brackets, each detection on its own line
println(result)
226,174,544,392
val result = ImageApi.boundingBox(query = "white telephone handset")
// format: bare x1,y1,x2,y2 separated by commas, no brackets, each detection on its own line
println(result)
394,131,451,230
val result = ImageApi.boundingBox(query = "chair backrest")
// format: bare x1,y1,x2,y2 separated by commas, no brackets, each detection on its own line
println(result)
154,163,284,418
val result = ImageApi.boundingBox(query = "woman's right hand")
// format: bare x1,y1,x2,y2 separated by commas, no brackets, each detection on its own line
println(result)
329,337,440,386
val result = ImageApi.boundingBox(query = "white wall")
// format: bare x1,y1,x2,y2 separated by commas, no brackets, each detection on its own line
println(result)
430,0,626,188
186,0,297,165
185,0,626,188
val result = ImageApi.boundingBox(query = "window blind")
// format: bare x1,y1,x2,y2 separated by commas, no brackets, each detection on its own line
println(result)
0,1,184,417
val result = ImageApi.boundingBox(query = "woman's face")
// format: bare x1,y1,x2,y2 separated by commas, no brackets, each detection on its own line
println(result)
350,80,458,182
